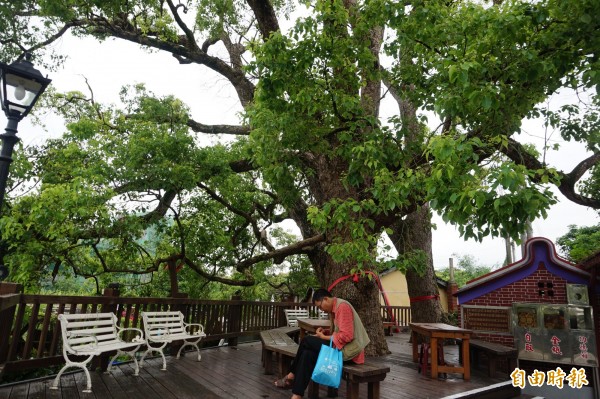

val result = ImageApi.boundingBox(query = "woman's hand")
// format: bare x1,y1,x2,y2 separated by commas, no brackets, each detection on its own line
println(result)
315,327,328,340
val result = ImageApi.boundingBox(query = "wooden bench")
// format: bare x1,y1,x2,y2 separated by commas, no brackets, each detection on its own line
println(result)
140,311,206,370
308,361,391,399
468,339,517,378
260,326,300,377
260,326,390,398
51,312,144,393
284,309,310,327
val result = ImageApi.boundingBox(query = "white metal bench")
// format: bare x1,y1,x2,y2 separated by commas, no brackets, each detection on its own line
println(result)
51,312,143,393
140,311,206,370
284,309,309,327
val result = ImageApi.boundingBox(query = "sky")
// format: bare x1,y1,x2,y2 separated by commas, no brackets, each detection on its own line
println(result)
2,32,598,271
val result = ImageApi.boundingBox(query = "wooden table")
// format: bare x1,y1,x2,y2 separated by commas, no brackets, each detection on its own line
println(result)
297,318,331,340
409,322,472,380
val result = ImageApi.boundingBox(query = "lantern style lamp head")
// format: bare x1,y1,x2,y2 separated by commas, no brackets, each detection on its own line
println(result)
0,54,52,121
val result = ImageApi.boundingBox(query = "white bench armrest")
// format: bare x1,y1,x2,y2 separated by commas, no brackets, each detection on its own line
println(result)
116,326,144,342
183,322,205,335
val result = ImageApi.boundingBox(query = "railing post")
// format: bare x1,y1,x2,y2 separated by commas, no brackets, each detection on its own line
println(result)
170,293,188,356
0,282,23,377
98,286,121,371
227,295,242,347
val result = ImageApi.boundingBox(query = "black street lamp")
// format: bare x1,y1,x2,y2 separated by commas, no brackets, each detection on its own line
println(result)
0,54,52,211
0,54,51,281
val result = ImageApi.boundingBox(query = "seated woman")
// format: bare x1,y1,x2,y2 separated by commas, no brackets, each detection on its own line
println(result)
275,288,370,399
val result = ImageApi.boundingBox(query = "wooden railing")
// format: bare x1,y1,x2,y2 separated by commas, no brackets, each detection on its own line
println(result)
0,283,411,377
382,305,411,327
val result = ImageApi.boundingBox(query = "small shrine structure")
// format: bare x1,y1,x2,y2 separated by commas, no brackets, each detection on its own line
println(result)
455,237,600,399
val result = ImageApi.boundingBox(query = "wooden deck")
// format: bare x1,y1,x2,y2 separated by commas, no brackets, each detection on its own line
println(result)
0,333,509,399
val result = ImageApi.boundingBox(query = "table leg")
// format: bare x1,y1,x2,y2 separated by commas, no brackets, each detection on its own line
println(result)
431,337,438,379
308,380,320,399
462,337,470,381
347,381,360,399
412,330,418,362
368,382,380,399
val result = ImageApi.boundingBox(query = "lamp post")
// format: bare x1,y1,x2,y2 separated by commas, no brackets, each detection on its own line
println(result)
0,54,51,280
0,54,51,209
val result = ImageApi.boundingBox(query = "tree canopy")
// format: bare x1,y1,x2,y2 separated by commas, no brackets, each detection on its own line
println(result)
0,0,599,355
556,224,600,263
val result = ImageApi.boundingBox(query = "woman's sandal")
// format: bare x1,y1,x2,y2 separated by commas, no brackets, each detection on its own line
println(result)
274,376,294,389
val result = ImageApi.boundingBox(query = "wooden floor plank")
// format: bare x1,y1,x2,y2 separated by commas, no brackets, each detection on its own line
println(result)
44,380,62,399
141,357,221,399
72,370,104,399
174,348,286,399
7,382,27,399
94,369,129,399
0,385,11,399
60,374,81,399
133,362,178,399
26,381,46,399
108,365,152,399
2,333,510,399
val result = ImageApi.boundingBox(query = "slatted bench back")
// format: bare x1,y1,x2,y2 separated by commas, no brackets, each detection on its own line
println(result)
59,313,119,350
284,309,309,327
142,311,186,339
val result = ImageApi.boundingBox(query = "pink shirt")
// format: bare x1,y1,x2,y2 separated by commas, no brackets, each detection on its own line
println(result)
331,298,365,364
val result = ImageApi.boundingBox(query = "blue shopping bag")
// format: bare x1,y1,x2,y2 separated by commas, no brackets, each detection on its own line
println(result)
311,337,343,388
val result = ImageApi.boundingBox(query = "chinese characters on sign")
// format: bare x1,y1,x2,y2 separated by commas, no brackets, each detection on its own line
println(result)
524,332,534,353
579,336,589,360
550,335,562,356
510,367,588,389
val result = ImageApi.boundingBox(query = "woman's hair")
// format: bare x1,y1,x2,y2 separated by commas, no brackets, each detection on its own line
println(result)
312,288,332,303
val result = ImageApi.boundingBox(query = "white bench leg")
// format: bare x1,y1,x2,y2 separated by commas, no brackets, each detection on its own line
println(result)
107,344,141,375
141,344,168,370
176,337,203,361
51,352,94,393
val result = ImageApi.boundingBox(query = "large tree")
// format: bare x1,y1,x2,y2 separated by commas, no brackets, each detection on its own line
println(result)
1,1,599,356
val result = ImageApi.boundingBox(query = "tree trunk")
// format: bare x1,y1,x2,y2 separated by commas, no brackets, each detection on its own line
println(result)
388,204,444,323
168,260,179,297
292,162,389,356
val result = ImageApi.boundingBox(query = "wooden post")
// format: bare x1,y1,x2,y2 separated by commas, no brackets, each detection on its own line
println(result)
167,260,179,297
170,293,188,356
448,258,458,312
0,283,23,373
227,295,242,347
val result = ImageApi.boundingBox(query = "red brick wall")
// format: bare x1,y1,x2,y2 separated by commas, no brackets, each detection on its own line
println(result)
458,262,569,347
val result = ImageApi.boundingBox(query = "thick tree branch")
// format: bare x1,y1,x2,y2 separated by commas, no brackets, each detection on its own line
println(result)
183,257,255,286
235,234,325,270
504,138,600,208
85,18,256,106
246,0,280,40
198,182,276,252
165,0,200,52
143,190,178,222
187,119,251,135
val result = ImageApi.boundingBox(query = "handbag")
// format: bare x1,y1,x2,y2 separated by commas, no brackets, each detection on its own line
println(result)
311,337,343,388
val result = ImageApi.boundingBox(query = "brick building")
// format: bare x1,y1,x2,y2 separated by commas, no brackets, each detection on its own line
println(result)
455,237,599,398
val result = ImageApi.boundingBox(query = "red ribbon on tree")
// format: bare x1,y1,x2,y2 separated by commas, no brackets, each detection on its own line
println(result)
409,294,439,303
